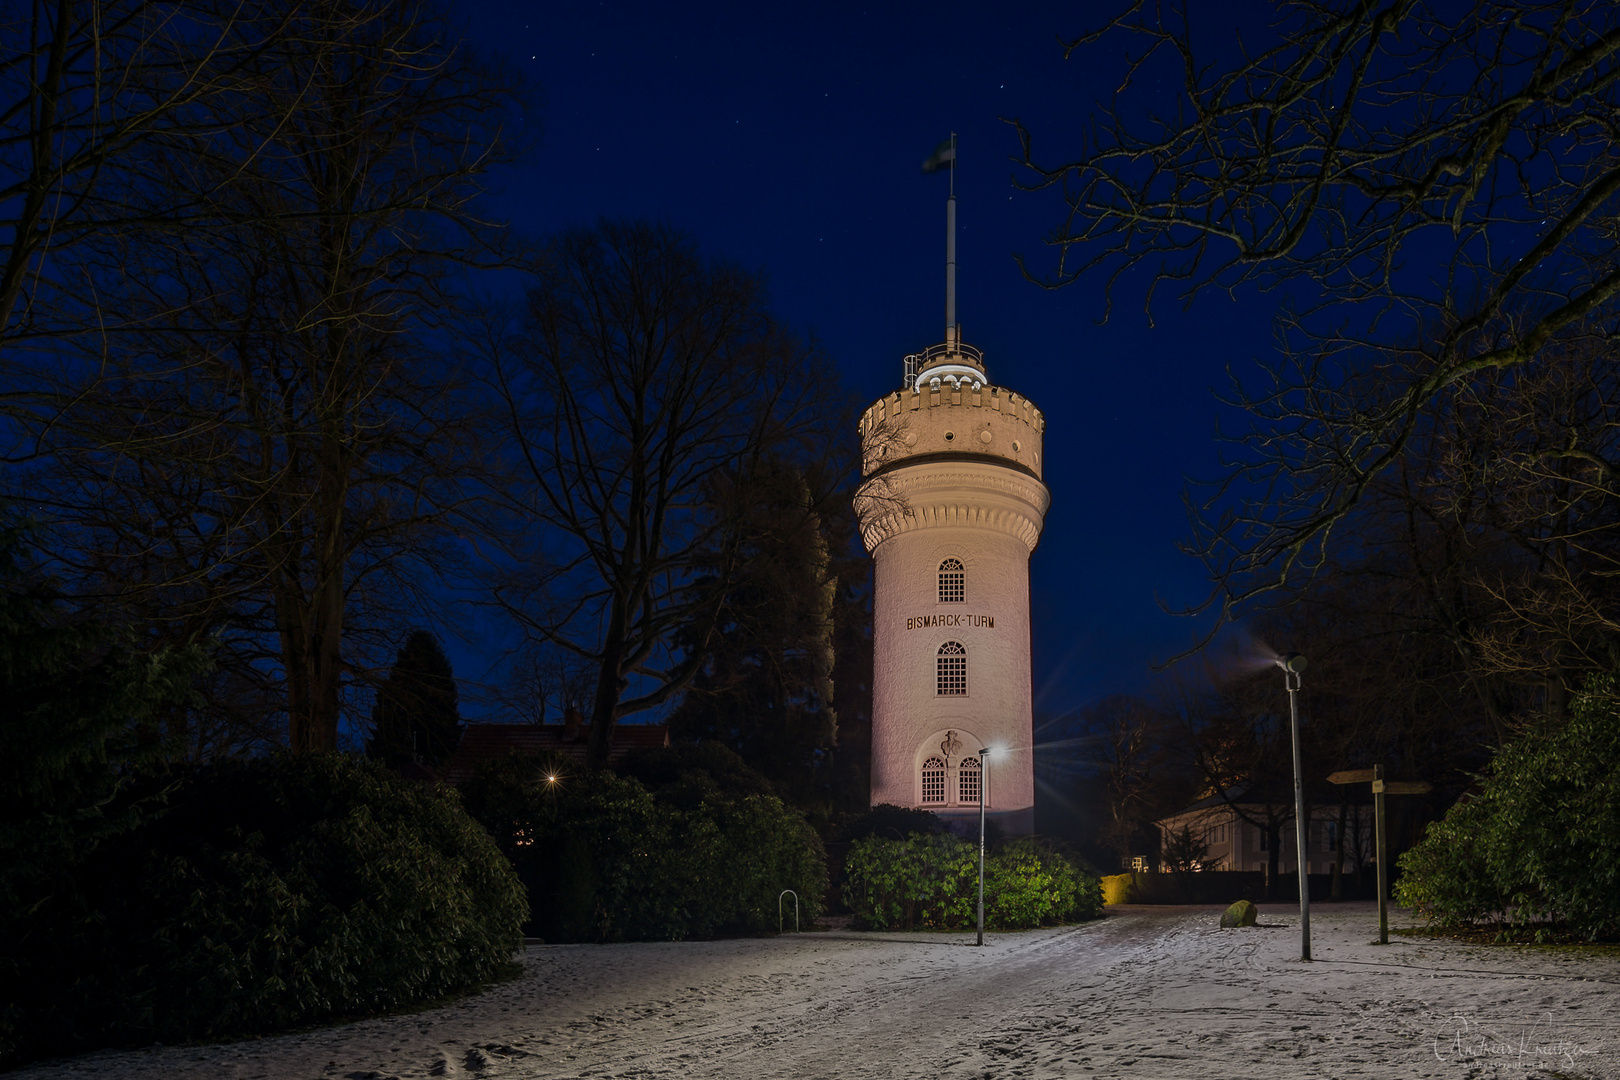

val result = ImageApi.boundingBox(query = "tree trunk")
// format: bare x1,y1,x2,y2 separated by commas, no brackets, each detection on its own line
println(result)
588,597,631,768
1266,823,1282,901
1331,795,1348,901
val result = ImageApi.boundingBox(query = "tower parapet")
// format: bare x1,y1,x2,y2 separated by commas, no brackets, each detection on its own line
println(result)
858,379,1045,482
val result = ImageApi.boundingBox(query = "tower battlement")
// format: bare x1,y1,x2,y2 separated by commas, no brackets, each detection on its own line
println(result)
858,383,1045,481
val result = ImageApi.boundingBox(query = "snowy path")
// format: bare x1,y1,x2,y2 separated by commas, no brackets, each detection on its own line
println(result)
22,903,1620,1079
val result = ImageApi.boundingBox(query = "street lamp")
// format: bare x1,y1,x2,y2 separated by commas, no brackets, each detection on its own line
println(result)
976,745,997,947
1276,652,1311,961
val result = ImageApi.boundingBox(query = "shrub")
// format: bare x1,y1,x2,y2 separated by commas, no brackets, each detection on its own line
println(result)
676,790,828,936
988,838,1104,926
0,517,213,1066
844,834,1102,931
844,832,977,929
8,753,525,1065
461,750,826,942
1391,793,1502,927
834,803,947,843
618,741,778,802
1396,675,1620,941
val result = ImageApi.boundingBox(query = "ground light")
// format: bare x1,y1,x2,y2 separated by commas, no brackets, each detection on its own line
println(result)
1276,652,1310,961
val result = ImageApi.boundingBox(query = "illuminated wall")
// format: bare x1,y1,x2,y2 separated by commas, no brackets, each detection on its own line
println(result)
855,342,1048,833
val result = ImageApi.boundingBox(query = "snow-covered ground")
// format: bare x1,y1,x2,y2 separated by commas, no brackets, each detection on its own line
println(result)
20,902,1620,1079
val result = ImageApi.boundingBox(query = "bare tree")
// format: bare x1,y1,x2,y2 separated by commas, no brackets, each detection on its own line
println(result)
1014,0,1620,632
1249,332,1620,739
0,1,288,372
1160,823,1209,873
1078,693,1176,864
13,1,525,753
490,220,840,767
1160,665,1311,896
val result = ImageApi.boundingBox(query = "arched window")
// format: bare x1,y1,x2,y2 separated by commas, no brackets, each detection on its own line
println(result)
937,641,967,695
938,558,965,603
958,755,981,805
920,756,946,804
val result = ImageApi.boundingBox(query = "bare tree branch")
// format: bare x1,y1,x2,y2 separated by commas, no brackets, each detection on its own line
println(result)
1015,0,1620,641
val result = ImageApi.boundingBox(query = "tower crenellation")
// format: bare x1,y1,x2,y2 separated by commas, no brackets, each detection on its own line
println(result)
858,384,1045,480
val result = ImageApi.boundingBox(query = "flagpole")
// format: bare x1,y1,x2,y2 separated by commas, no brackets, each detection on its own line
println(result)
946,132,956,343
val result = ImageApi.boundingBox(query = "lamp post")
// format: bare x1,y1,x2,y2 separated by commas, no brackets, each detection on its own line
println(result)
977,745,991,947
1277,652,1311,961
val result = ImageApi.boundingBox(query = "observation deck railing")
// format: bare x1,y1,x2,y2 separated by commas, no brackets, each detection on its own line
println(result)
902,341,985,389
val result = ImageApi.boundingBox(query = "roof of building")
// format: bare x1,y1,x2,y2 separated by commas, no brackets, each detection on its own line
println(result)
1155,783,1372,826
442,721,670,785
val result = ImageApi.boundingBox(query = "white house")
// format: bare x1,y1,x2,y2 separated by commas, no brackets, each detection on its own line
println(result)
1154,789,1373,875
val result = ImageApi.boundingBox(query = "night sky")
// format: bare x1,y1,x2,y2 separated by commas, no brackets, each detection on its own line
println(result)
450,1,1278,724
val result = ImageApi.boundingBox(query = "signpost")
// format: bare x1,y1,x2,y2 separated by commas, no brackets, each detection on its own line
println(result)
1326,769,1376,785
1327,765,1432,943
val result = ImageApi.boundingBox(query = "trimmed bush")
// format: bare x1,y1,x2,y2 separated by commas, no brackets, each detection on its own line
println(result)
1396,675,1620,941
461,750,826,942
8,753,525,1065
844,833,1102,931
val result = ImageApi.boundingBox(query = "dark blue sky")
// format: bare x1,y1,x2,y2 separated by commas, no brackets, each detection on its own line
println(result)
451,1,1278,721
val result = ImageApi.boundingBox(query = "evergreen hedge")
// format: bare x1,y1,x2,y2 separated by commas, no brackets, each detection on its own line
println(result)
461,746,826,941
843,833,1103,931
6,753,524,1065
1396,675,1620,941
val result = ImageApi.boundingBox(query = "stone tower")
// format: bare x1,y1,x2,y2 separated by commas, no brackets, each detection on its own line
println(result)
854,327,1049,834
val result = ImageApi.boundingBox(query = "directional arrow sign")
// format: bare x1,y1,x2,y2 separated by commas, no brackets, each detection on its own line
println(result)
1379,780,1433,795
1327,769,1377,785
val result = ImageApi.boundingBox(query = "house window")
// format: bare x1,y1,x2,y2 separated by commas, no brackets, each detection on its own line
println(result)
958,755,981,804
938,558,965,603
936,641,967,695
921,756,946,804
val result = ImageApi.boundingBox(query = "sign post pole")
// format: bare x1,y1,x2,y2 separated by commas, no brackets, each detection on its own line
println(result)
1325,767,1428,946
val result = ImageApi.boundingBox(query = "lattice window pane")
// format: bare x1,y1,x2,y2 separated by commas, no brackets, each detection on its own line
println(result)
938,558,965,603
936,641,967,695
959,757,981,804
921,756,946,804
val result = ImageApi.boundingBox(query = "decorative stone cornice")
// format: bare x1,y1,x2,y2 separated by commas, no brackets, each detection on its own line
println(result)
855,462,1050,553
856,502,1044,552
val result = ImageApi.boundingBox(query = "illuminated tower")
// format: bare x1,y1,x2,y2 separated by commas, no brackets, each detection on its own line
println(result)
854,157,1049,832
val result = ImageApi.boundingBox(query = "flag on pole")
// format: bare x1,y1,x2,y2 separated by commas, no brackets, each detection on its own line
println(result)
921,136,955,173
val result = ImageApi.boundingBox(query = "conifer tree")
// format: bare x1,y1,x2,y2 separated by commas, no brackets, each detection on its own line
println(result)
368,631,462,768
